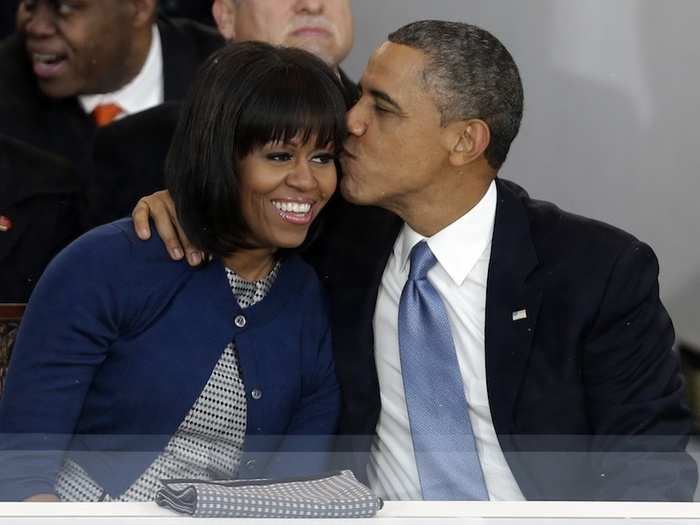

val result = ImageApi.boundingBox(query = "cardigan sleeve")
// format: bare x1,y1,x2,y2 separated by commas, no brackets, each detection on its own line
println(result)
263,284,341,479
0,224,135,501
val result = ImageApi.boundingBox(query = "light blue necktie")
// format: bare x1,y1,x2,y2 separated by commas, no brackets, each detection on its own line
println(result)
398,241,488,500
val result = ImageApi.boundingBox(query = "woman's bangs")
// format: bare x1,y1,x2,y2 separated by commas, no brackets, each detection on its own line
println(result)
235,67,347,157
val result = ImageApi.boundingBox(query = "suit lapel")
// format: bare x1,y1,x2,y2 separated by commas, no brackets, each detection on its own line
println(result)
485,179,542,437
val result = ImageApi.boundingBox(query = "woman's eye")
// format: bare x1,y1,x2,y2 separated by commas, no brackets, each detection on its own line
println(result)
374,105,390,114
266,152,293,162
57,1,77,15
311,153,336,165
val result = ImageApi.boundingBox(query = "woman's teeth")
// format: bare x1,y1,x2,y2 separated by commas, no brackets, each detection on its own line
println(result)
273,201,312,214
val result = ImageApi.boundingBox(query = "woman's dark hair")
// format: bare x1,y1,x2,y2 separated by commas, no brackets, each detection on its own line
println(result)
165,41,348,259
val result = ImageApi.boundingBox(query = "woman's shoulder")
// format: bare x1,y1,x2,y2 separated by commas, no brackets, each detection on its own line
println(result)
33,219,196,325
44,218,188,292
58,218,174,265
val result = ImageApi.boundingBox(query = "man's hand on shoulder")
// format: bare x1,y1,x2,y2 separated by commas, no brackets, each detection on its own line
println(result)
131,190,203,266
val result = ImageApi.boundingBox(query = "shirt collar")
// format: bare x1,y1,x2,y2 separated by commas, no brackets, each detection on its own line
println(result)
396,179,497,286
79,24,163,117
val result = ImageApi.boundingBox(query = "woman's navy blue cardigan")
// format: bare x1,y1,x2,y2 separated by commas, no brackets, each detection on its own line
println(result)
0,219,340,501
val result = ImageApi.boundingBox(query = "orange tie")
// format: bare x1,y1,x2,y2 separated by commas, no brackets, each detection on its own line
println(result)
91,103,123,127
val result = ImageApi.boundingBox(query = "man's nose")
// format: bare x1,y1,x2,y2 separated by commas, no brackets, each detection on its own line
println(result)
346,104,368,137
293,0,324,15
23,2,58,38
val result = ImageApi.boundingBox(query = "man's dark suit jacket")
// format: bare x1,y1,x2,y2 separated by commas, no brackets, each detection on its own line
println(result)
88,69,359,226
0,135,84,302
310,178,697,501
0,17,223,168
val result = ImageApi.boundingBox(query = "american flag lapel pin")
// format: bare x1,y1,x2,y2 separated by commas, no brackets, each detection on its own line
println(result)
512,309,527,321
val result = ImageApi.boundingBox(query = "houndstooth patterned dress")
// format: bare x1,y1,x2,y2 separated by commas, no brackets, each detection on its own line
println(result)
54,263,280,501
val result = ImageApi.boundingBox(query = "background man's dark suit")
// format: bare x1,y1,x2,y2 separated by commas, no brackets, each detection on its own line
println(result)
89,69,359,225
312,178,696,501
158,0,215,27
0,17,223,167
0,1,18,40
0,135,84,302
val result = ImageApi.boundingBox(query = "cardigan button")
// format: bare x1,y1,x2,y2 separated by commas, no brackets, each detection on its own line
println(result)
234,314,247,328
245,459,256,470
251,388,263,400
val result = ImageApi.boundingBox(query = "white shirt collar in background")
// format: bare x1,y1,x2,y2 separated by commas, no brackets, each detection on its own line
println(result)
79,25,164,119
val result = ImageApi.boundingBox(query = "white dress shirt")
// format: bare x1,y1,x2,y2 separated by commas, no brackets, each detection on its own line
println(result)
367,180,525,501
79,25,164,119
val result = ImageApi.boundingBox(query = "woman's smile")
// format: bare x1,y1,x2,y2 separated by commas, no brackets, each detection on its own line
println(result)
271,198,316,225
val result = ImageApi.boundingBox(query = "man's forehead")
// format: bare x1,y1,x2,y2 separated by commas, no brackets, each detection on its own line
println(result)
361,42,425,89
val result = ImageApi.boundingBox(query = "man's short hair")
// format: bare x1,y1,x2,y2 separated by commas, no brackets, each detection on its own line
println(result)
389,20,524,170
165,41,347,259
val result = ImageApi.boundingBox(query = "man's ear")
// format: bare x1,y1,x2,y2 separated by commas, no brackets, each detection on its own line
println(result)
129,0,158,28
445,119,491,168
212,0,237,40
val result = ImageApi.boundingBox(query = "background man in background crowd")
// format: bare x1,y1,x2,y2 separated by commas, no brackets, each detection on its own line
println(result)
91,0,355,226
212,0,352,67
134,20,697,501
0,0,221,302
0,0,222,166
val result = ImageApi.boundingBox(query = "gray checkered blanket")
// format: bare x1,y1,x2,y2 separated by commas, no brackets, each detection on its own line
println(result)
155,470,383,518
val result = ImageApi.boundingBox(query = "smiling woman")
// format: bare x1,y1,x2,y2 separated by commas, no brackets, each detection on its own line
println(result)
166,40,346,277
0,41,348,502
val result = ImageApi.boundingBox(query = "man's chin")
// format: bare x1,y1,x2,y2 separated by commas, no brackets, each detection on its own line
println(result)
288,39,336,67
36,79,79,100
